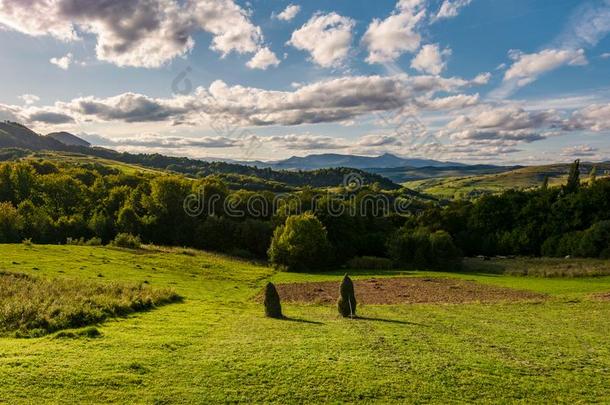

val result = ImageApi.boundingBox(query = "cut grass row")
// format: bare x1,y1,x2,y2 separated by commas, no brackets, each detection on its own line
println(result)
0,271,180,338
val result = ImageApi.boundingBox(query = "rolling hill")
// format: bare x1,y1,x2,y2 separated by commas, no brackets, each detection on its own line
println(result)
370,164,520,183
0,121,68,150
0,122,401,191
47,131,91,147
404,163,610,199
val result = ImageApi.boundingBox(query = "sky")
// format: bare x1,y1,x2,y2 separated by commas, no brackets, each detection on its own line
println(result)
0,0,609,164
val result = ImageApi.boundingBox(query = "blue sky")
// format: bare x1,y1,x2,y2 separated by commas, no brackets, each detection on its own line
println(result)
0,0,609,164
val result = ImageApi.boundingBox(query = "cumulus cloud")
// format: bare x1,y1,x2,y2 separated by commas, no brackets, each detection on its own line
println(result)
246,47,280,70
441,106,564,147
274,4,300,21
19,94,40,105
50,53,74,70
602,52,610,59
362,0,426,64
28,111,75,124
84,133,242,149
565,103,610,132
0,0,268,68
561,145,598,158
492,1,610,98
433,0,472,21
0,73,491,129
264,134,348,150
411,44,451,75
504,48,588,87
288,12,355,68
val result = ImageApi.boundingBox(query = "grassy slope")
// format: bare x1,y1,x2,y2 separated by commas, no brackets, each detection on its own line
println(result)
0,245,610,403
404,163,610,199
23,151,167,175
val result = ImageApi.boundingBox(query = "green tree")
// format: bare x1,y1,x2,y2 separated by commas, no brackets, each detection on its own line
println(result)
116,204,140,236
590,165,598,184
268,212,332,272
0,202,23,243
564,159,580,194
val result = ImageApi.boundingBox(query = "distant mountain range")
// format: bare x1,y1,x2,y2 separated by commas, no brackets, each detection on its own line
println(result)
225,153,466,170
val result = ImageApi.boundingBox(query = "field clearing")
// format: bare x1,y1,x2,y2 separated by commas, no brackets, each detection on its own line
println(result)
1,245,610,403
271,277,546,304
22,151,167,175
403,164,610,199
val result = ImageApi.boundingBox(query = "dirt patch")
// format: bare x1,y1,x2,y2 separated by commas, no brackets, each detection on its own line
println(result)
272,277,545,305
593,292,610,301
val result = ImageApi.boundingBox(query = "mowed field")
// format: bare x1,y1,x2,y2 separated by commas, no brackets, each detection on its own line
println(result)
403,163,610,199
1,245,610,403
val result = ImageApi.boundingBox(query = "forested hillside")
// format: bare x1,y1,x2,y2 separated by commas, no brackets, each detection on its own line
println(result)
0,158,609,270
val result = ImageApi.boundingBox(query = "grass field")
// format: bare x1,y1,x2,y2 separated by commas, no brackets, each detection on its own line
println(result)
1,245,610,403
404,163,610,199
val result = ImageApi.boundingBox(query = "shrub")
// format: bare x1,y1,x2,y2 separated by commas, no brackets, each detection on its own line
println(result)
578,221,610,258
429,230,462,270
388,227,462,270
337,274,357,318
0,202,23,243
112,233,141,249
347,256,394,270
264,282,283,319
268,213,332,272
86,237,103,246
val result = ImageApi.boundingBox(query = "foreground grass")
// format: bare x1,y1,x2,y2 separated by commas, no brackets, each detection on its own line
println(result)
1,244,610,403
0,271,180,338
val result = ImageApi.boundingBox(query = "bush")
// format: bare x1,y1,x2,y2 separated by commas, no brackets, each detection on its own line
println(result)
578,221,610,258
86,237,103,246
388,227,462,270
0,202,23,243
347,256,394,270
263,282,283,319
268,213,332,272
112,233,141,249
337,274,357,317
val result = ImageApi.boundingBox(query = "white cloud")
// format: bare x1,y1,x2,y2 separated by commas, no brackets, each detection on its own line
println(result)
504,48,588,87
566,103,610,132
0,0,268,68
84,133,242,149
19,94,40,105
561,145,598,158
433,0,472,22
555,0,610,50
441,106,564,147
362,0,426,64
246,47,280,70
411,44,452,75
264,134,348,150
288,12,355,68
50,53,74,70
602,52,610,59
274,4,301,21
2,73,489,128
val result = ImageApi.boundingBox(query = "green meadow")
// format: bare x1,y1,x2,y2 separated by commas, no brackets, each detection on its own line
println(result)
1,244,610,403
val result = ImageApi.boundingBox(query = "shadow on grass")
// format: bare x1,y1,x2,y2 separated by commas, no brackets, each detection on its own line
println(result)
353,316,424,326
281,316,324,325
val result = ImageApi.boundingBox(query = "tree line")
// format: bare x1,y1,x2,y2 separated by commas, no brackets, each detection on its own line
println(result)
0,159,608,271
